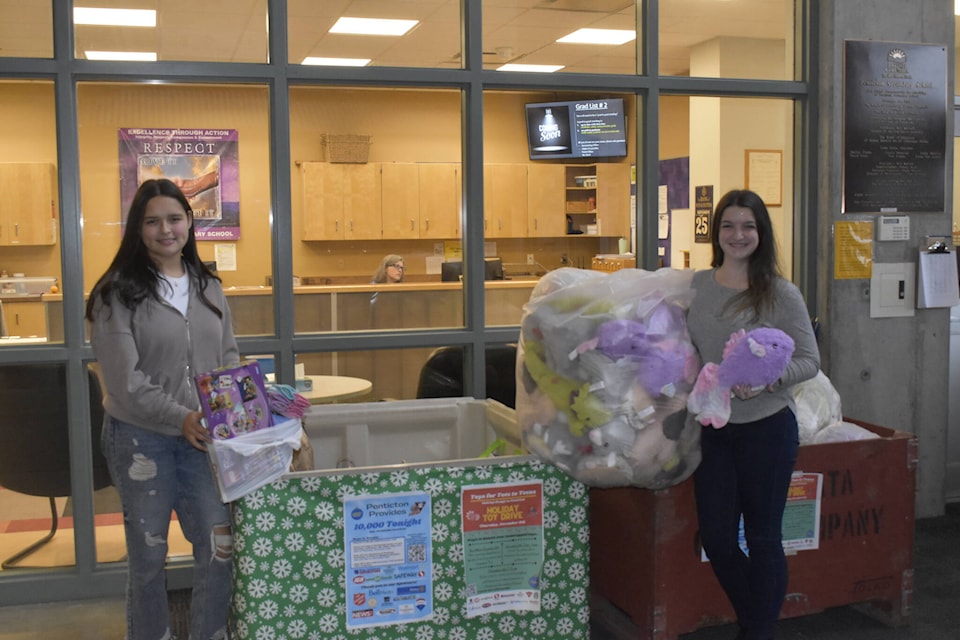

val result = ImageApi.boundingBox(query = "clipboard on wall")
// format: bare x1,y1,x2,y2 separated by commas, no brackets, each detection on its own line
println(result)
916,237,960,309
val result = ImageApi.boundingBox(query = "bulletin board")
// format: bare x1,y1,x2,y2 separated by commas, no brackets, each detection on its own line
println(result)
229,456,590,640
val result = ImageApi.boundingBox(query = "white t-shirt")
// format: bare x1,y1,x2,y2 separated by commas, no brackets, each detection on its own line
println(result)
159,273,190,316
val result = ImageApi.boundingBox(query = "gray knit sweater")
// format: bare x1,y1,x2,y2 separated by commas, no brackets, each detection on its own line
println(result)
89,275,239,436
686,269,821,424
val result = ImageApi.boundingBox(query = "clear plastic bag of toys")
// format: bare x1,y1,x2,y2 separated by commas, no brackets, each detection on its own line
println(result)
516,267,702,489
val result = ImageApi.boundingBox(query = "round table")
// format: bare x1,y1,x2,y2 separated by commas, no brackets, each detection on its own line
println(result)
299,374,372,404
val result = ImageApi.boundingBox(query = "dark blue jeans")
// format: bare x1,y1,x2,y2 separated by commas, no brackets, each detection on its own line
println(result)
694,408,799,640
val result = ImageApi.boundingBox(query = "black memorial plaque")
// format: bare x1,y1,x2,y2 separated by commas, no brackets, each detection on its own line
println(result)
843,41,947,213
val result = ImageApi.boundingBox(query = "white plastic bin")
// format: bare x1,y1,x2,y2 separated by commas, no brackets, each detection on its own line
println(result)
302,397,520,469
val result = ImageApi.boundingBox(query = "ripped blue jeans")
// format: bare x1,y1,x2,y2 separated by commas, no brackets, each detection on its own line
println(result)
102,416,233,640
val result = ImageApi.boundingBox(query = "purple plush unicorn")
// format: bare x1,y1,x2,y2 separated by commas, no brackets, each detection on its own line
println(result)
687,327,795,428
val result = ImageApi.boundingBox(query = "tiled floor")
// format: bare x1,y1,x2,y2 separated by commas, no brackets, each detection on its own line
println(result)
0,504,958,639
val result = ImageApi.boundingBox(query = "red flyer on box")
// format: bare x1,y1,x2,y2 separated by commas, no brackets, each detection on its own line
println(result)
195,360,273,440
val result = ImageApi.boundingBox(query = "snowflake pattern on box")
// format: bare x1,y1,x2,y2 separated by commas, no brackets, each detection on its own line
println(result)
230,456,590,640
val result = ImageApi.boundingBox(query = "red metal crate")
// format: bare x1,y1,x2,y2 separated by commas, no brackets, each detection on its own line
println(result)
590,419,917,639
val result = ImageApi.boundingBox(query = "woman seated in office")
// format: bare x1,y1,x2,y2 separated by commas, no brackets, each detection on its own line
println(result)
370,255,405,319
372,254,405,284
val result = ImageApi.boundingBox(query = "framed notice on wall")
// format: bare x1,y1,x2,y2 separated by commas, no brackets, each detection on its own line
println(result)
745,149,782,207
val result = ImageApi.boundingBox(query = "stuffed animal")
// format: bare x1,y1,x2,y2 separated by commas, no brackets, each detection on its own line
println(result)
687,327,795,428
522,339,612,436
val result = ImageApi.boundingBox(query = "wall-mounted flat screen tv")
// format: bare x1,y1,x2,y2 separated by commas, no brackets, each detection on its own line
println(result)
525,98,627,160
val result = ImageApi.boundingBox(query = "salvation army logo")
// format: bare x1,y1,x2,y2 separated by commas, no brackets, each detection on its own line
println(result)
353,593,366,606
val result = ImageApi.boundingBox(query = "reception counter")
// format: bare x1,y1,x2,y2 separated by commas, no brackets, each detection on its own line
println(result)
43,279,538,340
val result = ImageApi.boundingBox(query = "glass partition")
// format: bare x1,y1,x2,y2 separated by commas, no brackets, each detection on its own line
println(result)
660,0,796,79
73,1,268,63
295,343,518,406
0,1,52,58
289,86,464,333
482,90,637,325
659,94,795,277
0,80,61,345
482,0,640,75
77,82,274,337
288,0,461,69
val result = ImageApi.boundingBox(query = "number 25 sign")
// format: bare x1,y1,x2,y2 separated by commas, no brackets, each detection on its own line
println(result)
694,185,713,244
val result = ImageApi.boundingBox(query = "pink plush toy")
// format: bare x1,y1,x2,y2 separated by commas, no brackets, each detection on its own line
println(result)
687,327,795,428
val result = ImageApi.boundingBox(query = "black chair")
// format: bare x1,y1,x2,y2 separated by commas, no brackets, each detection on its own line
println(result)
415,344,518,409
0,364,112,568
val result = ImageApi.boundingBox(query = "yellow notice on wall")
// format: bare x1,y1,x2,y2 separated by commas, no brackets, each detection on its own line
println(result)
834,220,873,279
443,241,462,261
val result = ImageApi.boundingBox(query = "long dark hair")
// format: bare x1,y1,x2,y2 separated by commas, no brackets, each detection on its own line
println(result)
710,188,782,319
85,178,223,321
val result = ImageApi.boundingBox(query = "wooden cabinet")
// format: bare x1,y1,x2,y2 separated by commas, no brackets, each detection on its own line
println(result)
564,163,630,237
0,163,57,246
526,164,566,237
381,163,420,239
594,163,631,238
301,162,381,240
381,163,461,240
483,164,526,238
418,163,460,239
2,301,47,337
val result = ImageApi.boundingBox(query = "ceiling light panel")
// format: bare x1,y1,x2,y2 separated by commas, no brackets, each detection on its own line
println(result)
557,28,636,45
497,63,564,73
302,57,371,66
74,8,157,27
330,17,419,36
84,50,157,61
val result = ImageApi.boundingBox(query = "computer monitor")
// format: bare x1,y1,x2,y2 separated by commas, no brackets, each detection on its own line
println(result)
484,257,504,281
440,259,504,282
441,261,463,282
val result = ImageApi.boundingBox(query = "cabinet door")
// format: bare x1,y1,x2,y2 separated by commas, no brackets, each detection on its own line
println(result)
0,163,56,246
527,164,566,237
595,163,631,238
381,163,420,239
301,162,344,240
419,163,460,239
483,164,527,238
343,164,382,240
3,301,47,337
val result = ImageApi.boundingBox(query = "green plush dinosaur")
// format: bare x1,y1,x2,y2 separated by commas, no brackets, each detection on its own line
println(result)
523,339,611,436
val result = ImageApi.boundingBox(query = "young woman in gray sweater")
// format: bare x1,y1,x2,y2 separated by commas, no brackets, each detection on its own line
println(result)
686,189,820,640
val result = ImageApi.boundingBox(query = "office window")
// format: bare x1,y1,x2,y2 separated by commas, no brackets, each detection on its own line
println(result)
73,1,269,63
77,82,274,337
0,2,52,58
483,90,637,326
289,86,464,333
288,0,461,69
482,0,640,75
660,0,796,80
295,343,517,406
0,81,61,346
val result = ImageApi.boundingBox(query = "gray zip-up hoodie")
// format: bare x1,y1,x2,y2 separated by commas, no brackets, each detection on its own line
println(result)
89,275,240,437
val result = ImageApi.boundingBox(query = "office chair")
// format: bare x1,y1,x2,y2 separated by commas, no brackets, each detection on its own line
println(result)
415,344,518,409
0,364,112,568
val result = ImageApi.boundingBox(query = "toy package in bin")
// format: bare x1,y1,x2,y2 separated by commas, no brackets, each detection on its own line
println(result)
516,267,702,489
195,360,273,440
